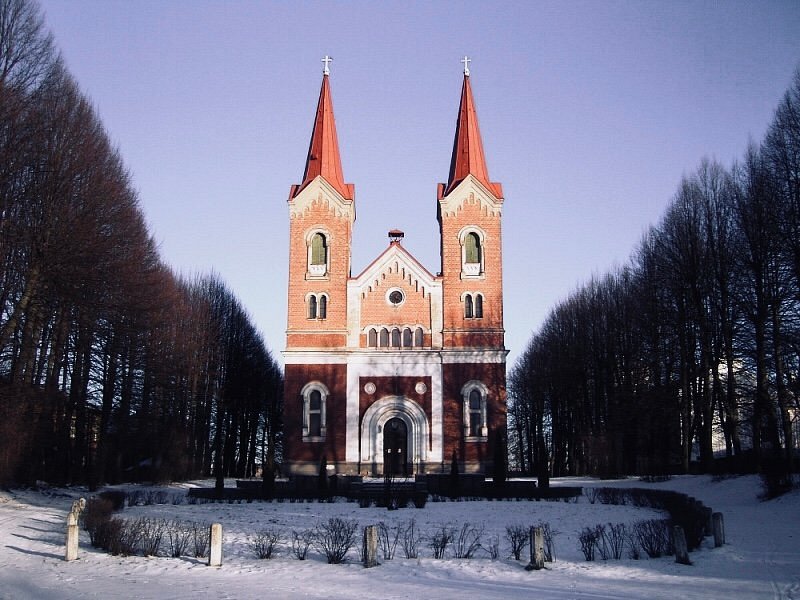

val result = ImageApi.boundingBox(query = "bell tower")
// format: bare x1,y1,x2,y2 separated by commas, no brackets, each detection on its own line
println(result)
284,57,354,474
438,58,505,350
286,56,355,350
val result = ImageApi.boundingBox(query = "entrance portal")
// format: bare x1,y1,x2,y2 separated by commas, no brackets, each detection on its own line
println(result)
383,417,408,476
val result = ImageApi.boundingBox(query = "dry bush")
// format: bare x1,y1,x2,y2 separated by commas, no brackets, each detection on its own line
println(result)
251,528,283,559
401,518,423,559
377,521,402,560
429,524,454,559
452,522,483,559
634,519,672,558
505,524,528,560
314,518,358,564
291,529,313,560
137,517,166,556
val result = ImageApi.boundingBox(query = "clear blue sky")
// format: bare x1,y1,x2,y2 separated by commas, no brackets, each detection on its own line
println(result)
38,0,800,366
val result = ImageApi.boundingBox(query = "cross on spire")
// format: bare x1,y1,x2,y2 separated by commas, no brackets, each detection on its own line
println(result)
461,55,471,76
322,55,333,75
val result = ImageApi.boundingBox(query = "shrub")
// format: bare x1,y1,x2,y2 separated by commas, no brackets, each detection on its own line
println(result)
106,518,139,556
484,534,500,560
250,528,283,559
429,524,454,559
401,518,423,559
83,497,115,546
584,488,600,504
604,522,627,560
190,521,210,558
578,526,599,561
98,490,126,511
505,524,528,560
166,520,193,558
291,530,313,560
138,517,166,557
377,521,402,560
633,519,672,558
314,518,358,564
452,522,483,559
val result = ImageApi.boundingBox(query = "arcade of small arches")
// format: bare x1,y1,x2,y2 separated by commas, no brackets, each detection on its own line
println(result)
365,326,426,348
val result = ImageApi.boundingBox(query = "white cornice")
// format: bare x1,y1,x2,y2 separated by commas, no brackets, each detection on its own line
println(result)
283,348,507,365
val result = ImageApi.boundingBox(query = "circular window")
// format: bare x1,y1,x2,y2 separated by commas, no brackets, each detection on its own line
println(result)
387,288,405,306
364,382,376,395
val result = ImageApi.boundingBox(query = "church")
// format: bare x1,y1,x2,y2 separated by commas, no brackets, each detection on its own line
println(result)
283,57,507,476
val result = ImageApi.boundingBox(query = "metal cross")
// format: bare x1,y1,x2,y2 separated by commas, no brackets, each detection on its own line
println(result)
322,55,333,75
461,55,471,76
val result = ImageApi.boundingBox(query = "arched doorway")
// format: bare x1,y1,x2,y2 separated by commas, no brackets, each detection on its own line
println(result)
360,396,429,476
383,417,408,476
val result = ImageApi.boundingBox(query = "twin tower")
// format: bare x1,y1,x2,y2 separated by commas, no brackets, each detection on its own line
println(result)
284,59,507,476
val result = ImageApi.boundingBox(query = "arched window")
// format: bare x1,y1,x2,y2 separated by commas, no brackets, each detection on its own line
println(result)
465,294,474,318
402,328,412,348
379,328,389,347
301,382,328,441
414,327,424,347
311,233,327,265
391,328,401,348
308,295,317,319
465,232,481,264
319,295,327,319
368,328,378,347
461,381,488,439
475,294,483,318
309,390,322,437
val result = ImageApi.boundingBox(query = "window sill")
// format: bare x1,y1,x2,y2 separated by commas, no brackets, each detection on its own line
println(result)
302,436,326,443
460,273,485,281
465,436,488,443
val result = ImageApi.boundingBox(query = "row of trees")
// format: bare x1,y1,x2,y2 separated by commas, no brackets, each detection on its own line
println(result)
0,0,282,487
509,69,800,478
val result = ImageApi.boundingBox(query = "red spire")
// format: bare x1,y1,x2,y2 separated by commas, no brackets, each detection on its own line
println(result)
444,73,502,198
292,72,353,201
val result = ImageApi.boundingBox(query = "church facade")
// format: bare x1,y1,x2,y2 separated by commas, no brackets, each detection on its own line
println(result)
283,59,507,476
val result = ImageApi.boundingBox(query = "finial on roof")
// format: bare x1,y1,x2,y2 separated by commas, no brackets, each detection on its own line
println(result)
322,55,333,76
461,55,471,77
388,229,404,244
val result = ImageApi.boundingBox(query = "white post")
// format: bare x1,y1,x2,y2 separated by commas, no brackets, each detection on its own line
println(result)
363,525,379,568
208,523,223,567
64,498,85,562
525,526,545,571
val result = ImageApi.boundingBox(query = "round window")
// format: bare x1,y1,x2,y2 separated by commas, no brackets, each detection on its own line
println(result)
387,289,405,306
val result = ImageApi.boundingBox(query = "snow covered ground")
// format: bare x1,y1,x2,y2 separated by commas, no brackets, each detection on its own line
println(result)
0,475,797,599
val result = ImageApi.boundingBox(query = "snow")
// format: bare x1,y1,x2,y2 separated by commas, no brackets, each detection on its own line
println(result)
1,476,798,599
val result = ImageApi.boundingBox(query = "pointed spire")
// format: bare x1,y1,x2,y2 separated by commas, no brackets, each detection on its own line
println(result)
292,59,353,201
444,63,502,198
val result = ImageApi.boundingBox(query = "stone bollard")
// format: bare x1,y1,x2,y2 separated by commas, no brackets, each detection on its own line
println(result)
673,525,691,565
703,506,714,537
362,525,379,568
208,523,223,567
712,512,725,548
525,526,545,571
64,498,86,562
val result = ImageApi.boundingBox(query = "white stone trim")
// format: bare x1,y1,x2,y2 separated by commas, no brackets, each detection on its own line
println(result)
438,175,504,218
359,396,430,469
288,177,355,222
345,355,443,465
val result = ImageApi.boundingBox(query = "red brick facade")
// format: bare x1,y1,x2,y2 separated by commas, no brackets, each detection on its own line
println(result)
283,69,507,476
